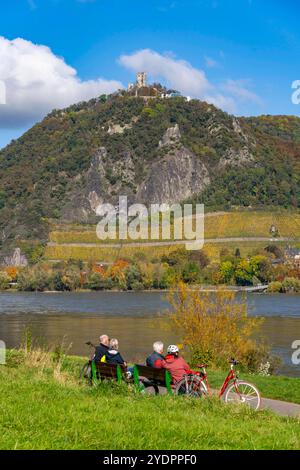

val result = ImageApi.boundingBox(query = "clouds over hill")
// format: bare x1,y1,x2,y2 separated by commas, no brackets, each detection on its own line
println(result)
0,37,261,130
0,36,122,128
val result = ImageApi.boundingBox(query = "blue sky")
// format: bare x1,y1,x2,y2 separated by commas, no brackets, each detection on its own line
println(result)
0,0,299,149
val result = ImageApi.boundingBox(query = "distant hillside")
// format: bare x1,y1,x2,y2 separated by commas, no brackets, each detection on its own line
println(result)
0,90,299,252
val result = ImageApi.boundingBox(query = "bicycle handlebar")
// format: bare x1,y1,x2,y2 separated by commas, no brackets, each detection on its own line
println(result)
229,358,239,366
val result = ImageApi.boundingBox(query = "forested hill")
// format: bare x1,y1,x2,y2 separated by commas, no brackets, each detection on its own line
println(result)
0,90,299,250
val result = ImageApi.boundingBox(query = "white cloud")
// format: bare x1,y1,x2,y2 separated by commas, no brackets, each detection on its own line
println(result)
0,36,123,128
205,94,237,114
119,49,212,97
222,79,262,105
0,39,262,131
204,56,219,68
119,49,261,115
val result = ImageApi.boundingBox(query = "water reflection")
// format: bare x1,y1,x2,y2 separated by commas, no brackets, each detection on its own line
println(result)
0,292,299,376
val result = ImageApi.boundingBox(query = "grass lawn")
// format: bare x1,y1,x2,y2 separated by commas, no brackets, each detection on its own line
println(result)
0,351,299,450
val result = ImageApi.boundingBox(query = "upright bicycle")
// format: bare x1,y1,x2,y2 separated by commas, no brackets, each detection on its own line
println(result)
174,359,261,411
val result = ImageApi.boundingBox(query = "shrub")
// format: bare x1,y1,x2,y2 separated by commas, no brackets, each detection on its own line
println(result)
249,255,273,283
50,267,81,291
17,267,53,291
267,281,282,293
242,346,282,375
218,261,235,284
0,271,11,289
138,263,156,289
125,265,143,290
165,283,264,370
188,250,210,269
182,261,200,283
281,277,300,293
234,259,253,286
5,267,18,281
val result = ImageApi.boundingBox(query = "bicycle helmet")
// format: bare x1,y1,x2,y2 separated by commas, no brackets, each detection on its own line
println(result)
167,345,179,354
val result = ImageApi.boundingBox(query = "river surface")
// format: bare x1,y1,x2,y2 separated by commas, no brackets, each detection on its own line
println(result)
0,291,299,376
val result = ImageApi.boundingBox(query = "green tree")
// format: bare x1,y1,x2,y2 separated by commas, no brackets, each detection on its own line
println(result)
234,260,253,286
219,261,235,284
182,262,200,283
0,272,11,289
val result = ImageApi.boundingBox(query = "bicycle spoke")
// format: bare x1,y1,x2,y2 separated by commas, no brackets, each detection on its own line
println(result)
225,381,260,410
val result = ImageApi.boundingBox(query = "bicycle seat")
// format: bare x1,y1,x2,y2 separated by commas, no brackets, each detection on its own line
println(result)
196,363,208,368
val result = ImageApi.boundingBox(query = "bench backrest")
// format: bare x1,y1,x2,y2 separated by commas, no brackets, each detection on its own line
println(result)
134,364,166,382
91,361,126,384
133,364,172,394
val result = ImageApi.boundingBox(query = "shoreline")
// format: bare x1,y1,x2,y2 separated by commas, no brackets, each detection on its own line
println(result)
1,286,300,295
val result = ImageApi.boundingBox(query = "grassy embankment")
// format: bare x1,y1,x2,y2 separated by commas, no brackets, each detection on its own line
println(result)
45,211,300,262
0,349,299,450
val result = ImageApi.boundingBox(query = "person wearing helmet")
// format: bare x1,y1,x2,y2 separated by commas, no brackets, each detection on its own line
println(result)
156,344,192,384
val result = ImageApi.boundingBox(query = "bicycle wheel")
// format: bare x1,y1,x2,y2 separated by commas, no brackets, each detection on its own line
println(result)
80,362,92,384
174,375,207,398
224,381,261,410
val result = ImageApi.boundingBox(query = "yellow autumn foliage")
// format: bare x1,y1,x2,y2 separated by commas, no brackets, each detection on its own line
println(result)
166,283,264,368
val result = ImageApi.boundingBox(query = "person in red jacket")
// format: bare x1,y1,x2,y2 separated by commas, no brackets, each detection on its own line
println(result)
157,345,193,384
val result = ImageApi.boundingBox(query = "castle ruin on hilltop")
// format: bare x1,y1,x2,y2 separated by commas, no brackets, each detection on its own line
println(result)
127,72,183,100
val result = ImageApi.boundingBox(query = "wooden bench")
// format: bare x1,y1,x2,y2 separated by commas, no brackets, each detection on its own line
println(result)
89,361,172,395
133,364,172,395
91,361,127,385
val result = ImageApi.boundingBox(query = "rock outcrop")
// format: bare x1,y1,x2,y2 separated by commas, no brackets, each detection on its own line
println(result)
159,124,181,148
137,146,210,204
3,248,28,267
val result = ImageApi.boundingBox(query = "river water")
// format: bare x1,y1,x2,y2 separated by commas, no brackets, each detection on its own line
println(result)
0,291,299,376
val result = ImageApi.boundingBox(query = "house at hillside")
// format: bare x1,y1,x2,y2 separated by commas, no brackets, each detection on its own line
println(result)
285,246,300,267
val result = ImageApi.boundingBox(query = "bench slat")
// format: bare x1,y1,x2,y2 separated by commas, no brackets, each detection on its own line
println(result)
133,365,172,394
91,361,126,384
135,364,166,381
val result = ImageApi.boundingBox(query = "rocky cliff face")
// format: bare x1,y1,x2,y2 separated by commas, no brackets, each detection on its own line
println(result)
137,141,210,205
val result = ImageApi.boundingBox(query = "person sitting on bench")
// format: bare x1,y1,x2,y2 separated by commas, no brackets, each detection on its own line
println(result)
93,334,110,363
106,338,127,366
156,345,192,384
146,341,165,368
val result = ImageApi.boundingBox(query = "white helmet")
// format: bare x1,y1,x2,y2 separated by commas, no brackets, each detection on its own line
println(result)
167,345,179,354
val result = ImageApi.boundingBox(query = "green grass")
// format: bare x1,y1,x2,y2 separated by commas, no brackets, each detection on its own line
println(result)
0,351,299,450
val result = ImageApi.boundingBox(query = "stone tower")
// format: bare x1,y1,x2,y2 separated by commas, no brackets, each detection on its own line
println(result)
136,72,147,88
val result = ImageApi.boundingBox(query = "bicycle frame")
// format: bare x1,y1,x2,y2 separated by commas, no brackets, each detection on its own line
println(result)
218,366,237,398
198,364,241,399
